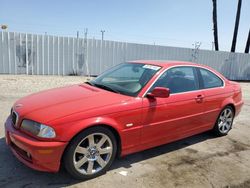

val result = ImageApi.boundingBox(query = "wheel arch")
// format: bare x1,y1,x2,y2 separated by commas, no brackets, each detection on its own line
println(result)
221,97,236,115
71,123,121,156
221,101,236,115
224,103,236,114
213,102,235,136
83,124,122,158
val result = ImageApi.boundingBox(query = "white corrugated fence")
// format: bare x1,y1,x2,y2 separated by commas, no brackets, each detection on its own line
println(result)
0,31,250,80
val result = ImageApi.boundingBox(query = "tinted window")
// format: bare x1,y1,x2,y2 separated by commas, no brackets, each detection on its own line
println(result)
199,68,223,88
149,66,199,94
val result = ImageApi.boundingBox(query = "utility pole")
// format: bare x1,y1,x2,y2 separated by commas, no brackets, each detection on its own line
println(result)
212,0,219,51
244,29,250,53
231,0,242,52
100,30,105,41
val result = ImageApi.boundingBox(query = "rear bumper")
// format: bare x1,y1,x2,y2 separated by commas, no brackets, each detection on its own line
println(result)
5,116,68,172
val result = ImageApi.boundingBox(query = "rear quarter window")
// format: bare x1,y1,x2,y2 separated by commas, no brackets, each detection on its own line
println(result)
199,68,223,89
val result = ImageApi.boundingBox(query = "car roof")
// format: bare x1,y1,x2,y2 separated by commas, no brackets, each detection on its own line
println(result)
129,60,201,68
129,60,228,82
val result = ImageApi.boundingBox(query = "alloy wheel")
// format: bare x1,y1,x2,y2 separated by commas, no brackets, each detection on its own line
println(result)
218,108,233,134
73,133,113,175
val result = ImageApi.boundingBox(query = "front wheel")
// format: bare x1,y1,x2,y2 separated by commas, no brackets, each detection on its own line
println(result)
213,106,234,136
63,127,117,180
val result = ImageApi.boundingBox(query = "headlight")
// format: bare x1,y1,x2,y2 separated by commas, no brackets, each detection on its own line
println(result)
21,120,56,138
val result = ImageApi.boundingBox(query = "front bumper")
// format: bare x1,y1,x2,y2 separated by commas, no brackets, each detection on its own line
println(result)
4,116,68,172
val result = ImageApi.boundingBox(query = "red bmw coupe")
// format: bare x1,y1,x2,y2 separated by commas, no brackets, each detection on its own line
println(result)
5,60,243,179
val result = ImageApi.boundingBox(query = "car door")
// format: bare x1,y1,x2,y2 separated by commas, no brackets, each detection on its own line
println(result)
141,66,207,149
196,67,229,128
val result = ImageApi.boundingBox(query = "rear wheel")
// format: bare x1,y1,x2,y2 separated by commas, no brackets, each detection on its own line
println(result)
213,106,234,136
63,127,117,180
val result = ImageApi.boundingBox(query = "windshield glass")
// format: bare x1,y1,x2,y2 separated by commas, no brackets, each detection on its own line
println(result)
90,63,161,96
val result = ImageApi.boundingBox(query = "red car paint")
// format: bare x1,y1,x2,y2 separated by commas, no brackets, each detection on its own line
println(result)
5,61,243,172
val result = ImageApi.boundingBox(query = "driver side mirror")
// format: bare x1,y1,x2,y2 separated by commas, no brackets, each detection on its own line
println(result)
147,87,170,98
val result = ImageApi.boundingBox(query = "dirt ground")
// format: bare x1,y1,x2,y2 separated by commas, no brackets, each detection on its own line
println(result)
0,75,250,188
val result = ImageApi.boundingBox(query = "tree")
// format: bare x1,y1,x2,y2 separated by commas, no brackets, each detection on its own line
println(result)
212,0,219,51
231,0,242,52
245,29,250,53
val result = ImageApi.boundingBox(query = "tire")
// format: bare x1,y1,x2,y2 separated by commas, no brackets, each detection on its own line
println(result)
213,106,235,136
63,126,117,180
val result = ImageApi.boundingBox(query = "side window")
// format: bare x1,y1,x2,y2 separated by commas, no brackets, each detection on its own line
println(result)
199,68,223,88
150,67,199,94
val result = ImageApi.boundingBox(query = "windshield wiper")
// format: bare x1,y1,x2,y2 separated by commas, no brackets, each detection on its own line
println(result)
93,83,120,94
85,81,94,86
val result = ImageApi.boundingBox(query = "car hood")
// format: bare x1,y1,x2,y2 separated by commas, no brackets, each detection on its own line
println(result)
13,84,131,123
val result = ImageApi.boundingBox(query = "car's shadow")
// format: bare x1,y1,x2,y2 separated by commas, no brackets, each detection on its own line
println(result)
0,131,217,187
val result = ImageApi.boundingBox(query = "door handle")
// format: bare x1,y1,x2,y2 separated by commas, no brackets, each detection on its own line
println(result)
195,94,204,103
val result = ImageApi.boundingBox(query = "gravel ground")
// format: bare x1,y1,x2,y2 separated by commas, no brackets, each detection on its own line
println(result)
0,75,250,188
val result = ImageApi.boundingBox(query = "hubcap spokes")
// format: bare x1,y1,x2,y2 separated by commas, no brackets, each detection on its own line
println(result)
73,133,113,175
218,109,233,133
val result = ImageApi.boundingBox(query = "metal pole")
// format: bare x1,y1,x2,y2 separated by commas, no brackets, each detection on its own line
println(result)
68,37,70,74
112,41,115,66
100,30,105,41
25,33,28,75
72,38,75,72
1,32,4,73
62,37,65,75
42,35,44,75
57,36,59,75
14,32,17,74
76,36,79,73
52,36,54,75
7,32,11,73
84,28,89,77
100,39,102,74
47,35,49,74
31,34,33,75
19,33,21,74
36,35,39,74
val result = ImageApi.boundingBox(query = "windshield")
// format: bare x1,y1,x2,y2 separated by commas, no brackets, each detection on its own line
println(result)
89,63,161,96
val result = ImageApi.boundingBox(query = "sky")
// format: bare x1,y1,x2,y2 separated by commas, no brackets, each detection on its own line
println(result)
0,0,249,52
